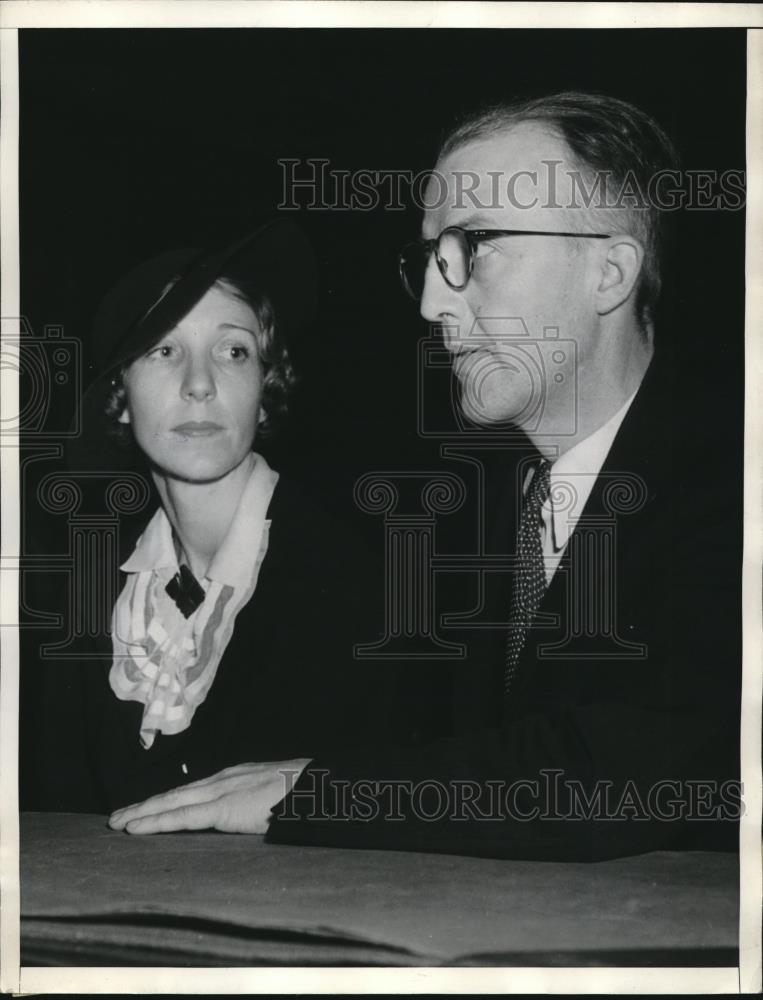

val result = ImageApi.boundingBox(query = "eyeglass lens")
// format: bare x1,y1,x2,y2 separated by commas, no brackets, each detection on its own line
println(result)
400,229,471,299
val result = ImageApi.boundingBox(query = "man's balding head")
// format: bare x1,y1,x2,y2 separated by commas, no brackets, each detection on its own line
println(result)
438,92,680,331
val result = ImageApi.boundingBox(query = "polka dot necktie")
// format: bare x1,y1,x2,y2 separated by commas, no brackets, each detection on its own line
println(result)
505,459,552,696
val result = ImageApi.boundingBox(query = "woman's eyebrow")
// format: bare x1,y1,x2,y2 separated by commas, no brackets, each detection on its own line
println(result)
218,323,257,335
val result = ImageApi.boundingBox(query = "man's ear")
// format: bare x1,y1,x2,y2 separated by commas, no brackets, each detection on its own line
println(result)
117,401,131,425
594,236,644,316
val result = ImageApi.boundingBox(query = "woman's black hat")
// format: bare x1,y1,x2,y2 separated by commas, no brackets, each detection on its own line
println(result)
68,218,317,471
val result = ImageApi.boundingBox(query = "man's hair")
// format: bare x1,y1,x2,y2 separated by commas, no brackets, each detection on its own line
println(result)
439,91,681,329
104,275,296,447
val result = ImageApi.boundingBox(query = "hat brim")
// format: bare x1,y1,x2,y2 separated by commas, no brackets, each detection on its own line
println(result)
106,218,317,372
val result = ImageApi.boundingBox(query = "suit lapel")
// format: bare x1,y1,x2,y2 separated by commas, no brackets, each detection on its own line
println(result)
510,354,671,698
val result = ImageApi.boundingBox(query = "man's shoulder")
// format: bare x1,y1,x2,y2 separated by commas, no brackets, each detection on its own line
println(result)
606,352,736,475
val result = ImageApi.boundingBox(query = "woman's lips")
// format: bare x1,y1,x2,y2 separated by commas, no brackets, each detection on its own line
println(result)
171,421,224,437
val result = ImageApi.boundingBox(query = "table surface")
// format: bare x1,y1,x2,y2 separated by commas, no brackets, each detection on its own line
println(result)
20,812,739,967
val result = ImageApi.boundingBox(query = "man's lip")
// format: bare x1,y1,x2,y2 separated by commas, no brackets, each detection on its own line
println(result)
171,421,224,435
451,348,482,372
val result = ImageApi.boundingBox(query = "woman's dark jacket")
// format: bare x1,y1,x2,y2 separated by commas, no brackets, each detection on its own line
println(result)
22,475,443,813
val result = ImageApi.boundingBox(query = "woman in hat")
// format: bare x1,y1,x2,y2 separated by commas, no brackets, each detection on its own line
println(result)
47,220,413,816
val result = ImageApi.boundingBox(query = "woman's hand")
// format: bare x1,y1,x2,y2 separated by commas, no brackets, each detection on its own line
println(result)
108,759,311,835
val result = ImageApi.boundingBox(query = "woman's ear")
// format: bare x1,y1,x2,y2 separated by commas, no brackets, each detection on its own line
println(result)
117,399,131,425
595,236,644,316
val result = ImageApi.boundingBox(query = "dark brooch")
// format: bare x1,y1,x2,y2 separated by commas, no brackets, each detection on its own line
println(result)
165,564,205,619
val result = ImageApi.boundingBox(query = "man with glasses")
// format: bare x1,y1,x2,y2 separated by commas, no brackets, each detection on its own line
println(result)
111,92,742,862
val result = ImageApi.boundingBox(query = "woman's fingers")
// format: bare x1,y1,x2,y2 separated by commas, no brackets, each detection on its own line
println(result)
108,771,249,829
123,799,227,835
185,762,259,786
108,759,310,834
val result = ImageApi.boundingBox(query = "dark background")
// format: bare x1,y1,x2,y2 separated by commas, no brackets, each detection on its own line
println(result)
19,28,746,490
18,28,747,803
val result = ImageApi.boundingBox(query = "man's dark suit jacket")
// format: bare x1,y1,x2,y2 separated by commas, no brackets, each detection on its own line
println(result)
22,475,444,813
267,351,743,861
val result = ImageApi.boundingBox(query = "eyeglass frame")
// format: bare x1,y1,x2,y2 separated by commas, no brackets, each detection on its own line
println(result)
398,226,612,299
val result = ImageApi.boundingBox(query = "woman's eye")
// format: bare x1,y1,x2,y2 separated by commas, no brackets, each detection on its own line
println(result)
223,344,251,361
147,344,175,359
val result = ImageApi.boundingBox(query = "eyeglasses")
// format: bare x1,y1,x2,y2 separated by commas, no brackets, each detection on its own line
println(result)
398,226,611,300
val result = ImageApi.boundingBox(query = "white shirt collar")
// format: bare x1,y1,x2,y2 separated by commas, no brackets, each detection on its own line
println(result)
541,389,638,552
120,452,279,588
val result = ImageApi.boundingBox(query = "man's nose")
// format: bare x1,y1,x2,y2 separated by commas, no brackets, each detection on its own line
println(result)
419,254,462,327
180,355,216,402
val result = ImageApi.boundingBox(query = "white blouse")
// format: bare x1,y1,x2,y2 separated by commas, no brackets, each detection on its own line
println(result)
108,452,279,749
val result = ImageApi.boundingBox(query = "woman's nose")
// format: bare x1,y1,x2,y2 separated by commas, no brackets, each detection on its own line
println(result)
180,356,216,401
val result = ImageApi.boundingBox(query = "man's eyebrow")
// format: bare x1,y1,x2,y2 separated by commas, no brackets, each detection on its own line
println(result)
422,213,502,237
455,213,503,230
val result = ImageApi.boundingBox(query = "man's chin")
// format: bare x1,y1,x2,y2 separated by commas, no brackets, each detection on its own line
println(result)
458,381,526,429
459,397,518,429
457,361,538,429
